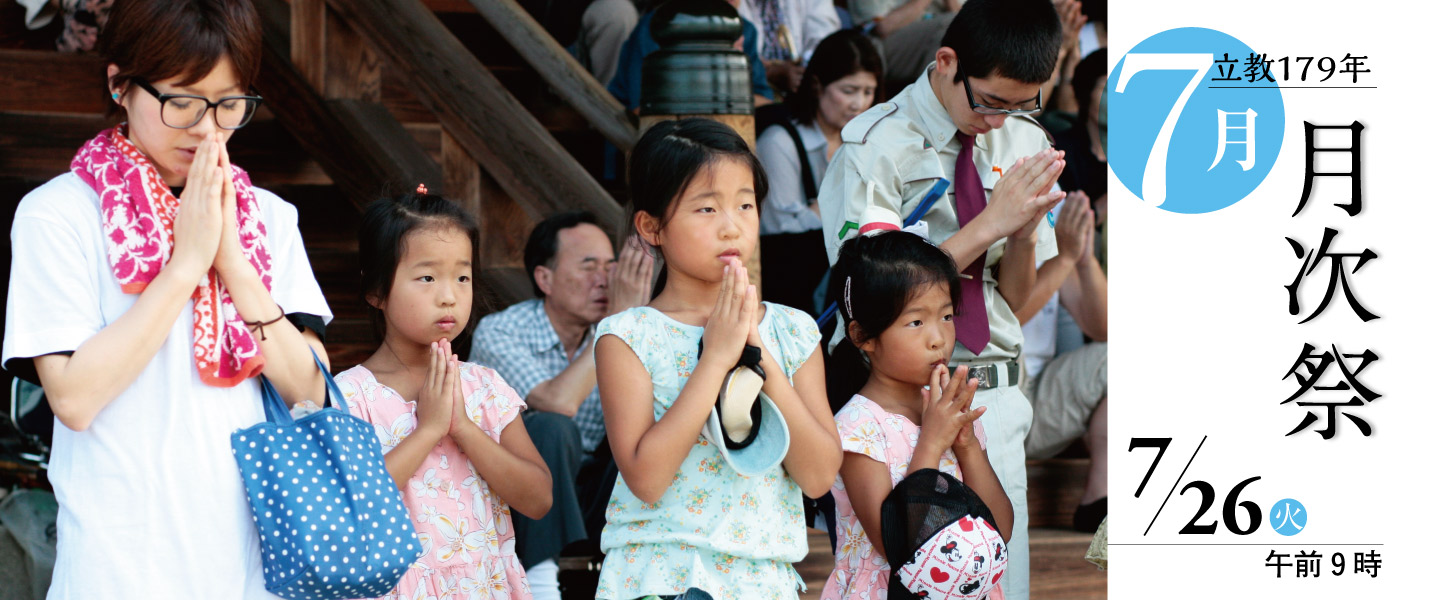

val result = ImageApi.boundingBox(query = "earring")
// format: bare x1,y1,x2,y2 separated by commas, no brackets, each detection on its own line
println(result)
111,92,120,101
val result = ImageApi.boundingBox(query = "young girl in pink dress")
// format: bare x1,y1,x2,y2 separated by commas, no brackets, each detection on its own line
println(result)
821,232,1014,600
335,188,553,600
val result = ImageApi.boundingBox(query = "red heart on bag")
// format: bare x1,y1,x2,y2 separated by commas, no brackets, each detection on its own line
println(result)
931,567,950,583
958,516,975,531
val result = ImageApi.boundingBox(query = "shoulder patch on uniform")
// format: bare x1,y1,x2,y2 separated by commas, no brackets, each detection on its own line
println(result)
841,102,899,144
1013,114,1055,145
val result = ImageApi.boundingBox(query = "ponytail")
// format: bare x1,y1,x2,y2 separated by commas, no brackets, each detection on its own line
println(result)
826,337,870,414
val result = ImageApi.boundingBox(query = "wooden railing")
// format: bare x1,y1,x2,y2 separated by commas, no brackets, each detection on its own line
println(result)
1,0,633,302
323,0,626,232
462,0,638,153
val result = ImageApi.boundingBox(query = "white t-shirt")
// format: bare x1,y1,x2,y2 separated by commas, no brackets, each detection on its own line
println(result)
756,120,828,236
1022,290,1059,378
1022,202,1064,377
2,172,332,599
737,0,841,61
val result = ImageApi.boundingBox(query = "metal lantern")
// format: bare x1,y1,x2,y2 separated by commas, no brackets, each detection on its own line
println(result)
640,0,753,116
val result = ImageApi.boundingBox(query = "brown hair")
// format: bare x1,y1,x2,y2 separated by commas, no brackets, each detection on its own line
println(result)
99,0,263,105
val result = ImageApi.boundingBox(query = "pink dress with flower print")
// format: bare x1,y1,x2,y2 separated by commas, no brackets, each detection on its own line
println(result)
823,395,1001,600
336,362,532,600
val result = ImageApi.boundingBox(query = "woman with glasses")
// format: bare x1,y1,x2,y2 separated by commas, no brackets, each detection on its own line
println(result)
2,0,332,597
757,31,884,315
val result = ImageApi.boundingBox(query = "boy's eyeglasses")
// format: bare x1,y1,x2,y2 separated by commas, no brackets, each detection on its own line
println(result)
961,73,1041,116
132,79,263,130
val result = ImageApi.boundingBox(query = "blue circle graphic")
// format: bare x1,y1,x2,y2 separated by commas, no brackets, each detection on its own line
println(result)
1269,498,1307,536
1109,28,1285,213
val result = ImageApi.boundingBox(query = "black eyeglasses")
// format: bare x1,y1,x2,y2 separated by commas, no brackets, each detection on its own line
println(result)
961,72,1041,116
132,79,263,130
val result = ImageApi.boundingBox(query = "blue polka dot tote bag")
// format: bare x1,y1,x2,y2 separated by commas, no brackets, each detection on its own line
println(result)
231,353,420,599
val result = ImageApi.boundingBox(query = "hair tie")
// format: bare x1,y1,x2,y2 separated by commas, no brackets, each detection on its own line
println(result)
416,183,428,195
843,276,854,320
244,304,285,341
902,220,931,241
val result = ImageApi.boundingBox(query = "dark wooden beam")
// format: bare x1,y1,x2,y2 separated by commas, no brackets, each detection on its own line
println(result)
423,0,478,13
0,112,330,186
292,0,382,101
323,0,625,232
321,7,382,102
441,130,482,221
462,0,636,152
0,112,103,180
0,49,105,114
253,0,439,206
291,0,326,93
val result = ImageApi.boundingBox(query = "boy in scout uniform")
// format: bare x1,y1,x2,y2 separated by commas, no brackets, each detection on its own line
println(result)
817,1,1067,598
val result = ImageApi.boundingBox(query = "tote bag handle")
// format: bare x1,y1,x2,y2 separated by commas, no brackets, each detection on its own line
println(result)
256,348,348,425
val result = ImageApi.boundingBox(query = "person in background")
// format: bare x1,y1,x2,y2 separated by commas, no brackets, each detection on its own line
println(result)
815,1,1068,597
1013,194,1107,533
517,0,638,86
1041,0,1088,116
757,30,883,314
1053,48,1107,251
472,212,653,600
846,0,958,92
570,0,640,85
737,0,842,94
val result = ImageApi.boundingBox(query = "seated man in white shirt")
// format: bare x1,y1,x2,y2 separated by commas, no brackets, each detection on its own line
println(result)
1015,191,1107,532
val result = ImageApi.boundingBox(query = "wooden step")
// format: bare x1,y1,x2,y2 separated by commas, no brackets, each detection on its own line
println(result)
1028,528,1106,600
796,527,1107,599
797,527,835,598
1028,458,1092,530
548,458,1102,598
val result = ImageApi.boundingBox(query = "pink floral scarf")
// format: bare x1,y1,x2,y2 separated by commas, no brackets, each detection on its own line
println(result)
71,126,273,387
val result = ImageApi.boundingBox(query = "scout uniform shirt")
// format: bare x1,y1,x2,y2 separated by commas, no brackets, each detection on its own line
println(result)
817,65,1059,363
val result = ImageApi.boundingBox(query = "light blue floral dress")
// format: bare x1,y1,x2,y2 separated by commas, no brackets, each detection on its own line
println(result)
594,303,822,600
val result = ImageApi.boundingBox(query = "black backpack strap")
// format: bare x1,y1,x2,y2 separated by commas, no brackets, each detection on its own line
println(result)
775,119,820,205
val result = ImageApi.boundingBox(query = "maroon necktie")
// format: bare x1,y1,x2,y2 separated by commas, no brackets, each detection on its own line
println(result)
953,132,991,354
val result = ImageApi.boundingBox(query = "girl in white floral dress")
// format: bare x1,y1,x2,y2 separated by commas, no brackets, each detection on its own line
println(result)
336,189,553,600
593,119,843,600
821,232,1014,600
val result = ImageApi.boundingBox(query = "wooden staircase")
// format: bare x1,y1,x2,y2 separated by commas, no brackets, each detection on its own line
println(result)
0,1,1106,598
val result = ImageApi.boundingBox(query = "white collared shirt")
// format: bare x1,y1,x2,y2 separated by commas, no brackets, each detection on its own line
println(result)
757,119,829,235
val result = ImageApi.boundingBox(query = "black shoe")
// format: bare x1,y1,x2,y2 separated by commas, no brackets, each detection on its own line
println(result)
1073,497,1107,533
